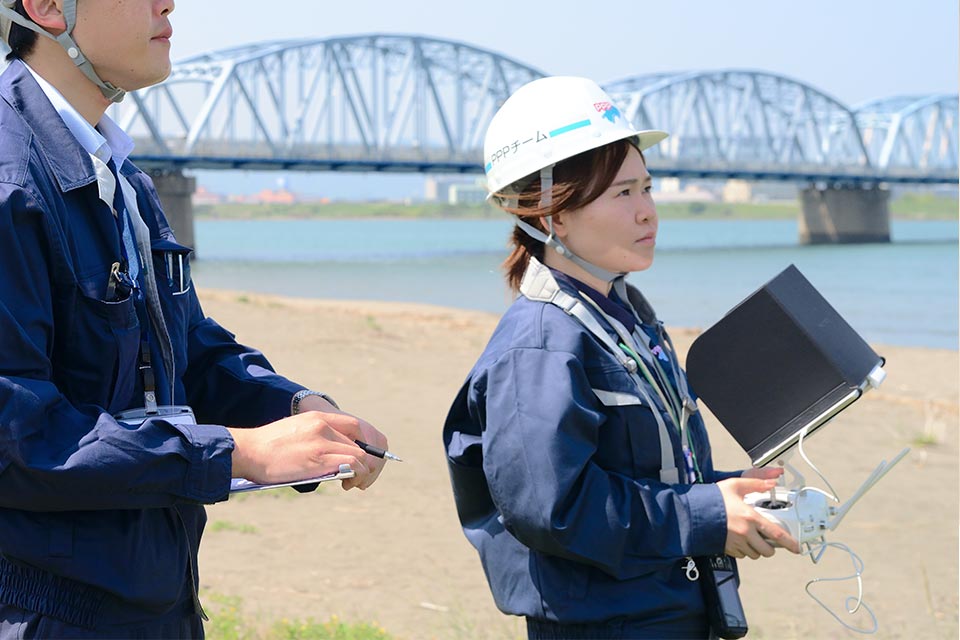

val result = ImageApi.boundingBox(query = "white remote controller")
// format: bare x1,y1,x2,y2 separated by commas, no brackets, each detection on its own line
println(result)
745,487,833,544
745,448,910,545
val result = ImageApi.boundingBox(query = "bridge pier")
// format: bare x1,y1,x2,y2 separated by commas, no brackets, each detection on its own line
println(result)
798,184,891,244
149,169,198,253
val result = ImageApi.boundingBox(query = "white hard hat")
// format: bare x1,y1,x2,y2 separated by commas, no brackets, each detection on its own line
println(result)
483,76,667,197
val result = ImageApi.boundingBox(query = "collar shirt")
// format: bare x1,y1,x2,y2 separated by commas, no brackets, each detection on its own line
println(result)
24,64,144,280
0,60,309,626
24,62,133,192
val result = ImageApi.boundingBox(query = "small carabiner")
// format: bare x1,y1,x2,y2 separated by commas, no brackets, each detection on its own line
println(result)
683,557,699,582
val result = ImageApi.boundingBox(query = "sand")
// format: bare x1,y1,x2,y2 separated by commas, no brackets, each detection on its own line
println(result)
195,289,959,640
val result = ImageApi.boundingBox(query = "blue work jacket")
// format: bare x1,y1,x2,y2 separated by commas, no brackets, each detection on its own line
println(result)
443,259,738,637
0,60,304,628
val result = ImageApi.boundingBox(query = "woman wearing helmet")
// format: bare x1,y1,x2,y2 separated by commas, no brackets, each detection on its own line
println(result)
443,76,799,639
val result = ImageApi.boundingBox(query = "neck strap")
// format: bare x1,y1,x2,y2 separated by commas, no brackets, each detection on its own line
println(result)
514,165,626,285
0,1,126,102
519,259,681,483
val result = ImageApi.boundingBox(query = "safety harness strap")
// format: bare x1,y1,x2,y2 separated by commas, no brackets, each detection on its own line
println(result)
519,259,680,484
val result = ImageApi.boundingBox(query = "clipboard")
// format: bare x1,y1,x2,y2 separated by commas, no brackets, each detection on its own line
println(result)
229,464,355,494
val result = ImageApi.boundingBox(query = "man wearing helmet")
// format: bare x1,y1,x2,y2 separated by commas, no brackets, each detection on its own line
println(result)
443,76,800,639
0,2,389,637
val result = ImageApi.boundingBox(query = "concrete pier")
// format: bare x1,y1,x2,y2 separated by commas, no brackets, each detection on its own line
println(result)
799,185,891,244
149,169,197,252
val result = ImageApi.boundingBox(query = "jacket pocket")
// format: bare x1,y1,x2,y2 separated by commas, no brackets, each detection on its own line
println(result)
150,238,193,371
591,388,645,407
151,238,192,297
587,366,680,481
68,273,141,412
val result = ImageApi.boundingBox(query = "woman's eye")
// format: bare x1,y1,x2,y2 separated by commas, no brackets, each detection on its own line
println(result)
617,188,631,197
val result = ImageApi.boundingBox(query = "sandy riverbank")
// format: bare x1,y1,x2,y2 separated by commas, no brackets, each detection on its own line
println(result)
195,288,959,640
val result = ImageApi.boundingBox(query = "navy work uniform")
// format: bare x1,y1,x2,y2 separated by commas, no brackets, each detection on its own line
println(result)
0,59,308,636
444,257,741,639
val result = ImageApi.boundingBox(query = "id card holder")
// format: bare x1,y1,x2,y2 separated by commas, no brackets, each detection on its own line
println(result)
114,405,197,427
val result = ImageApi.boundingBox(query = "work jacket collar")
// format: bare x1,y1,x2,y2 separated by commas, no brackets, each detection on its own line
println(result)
520,257,659,327
0,59,98,193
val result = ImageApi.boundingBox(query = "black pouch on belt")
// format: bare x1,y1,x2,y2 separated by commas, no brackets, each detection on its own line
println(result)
696,554,748,639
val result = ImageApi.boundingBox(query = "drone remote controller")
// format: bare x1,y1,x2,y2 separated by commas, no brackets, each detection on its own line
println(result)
745,448,910,545
745,486,833,544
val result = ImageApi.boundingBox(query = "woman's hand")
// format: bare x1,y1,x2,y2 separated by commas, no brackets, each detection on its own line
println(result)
717,476,801,558
742,466,785,481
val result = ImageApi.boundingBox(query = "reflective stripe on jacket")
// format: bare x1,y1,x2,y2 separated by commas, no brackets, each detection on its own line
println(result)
443,259,735,634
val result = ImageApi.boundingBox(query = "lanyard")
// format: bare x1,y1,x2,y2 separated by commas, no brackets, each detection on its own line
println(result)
618,341,701,484
580,293,703,484
106,161,158,414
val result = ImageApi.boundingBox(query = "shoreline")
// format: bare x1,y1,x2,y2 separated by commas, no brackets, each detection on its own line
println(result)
197,288,958,639
195,212,959,222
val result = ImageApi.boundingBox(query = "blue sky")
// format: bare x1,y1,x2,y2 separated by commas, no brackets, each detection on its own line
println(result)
167,0,959,198
171,0,956,105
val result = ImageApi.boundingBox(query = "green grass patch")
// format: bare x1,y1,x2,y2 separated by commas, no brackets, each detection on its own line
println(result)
891,192,959,220
195,201,501,220
270,616,392,640
203,592,393,640
209,520,258,534
656,200,798,219
911,432,939,447
196,190,957,222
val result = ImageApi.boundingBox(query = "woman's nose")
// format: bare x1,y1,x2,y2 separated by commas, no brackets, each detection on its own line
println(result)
637,198,656,223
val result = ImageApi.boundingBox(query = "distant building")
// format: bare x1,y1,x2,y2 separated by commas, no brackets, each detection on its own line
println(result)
449,182,488,205
722,180,752,203
653,177,718,202
254,187,297,204
426,175,488,204
722,179,797,203
192,185,224,206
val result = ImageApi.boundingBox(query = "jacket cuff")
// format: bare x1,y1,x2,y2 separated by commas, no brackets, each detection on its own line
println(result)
682,483,728,556
171,421,235,503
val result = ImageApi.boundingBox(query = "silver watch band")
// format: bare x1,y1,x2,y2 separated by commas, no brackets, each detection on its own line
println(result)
291,389,339,415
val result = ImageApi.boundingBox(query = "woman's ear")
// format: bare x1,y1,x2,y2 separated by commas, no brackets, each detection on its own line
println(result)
22,0,66,33
549,212,569,239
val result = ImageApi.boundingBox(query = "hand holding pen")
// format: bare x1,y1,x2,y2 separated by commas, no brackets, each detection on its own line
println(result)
354,439,403,462
290,440,401,493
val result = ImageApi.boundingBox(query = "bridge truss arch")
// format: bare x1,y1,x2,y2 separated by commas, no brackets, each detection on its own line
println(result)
854,94,957,173
603,70,872,179
114,34,545,171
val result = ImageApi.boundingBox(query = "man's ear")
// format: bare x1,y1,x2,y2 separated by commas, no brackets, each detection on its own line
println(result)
21,0,66,33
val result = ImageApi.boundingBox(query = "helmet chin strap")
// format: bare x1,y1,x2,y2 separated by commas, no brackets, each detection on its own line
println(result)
0,0,125,102
515,165,626,286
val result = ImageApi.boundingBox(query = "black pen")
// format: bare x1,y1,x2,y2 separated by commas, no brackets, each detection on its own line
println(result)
355,439,403,462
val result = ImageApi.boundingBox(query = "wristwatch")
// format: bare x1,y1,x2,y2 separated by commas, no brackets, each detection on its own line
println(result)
290,389,340,415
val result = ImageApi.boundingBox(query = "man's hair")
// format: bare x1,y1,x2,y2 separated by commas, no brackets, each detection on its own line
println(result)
5,1,39,62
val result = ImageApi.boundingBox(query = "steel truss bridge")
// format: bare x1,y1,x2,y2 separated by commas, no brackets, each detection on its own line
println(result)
106,34,956,185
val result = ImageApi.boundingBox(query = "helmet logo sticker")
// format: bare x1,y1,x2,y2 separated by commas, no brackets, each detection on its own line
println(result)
594,101,622,124
485,120,591,172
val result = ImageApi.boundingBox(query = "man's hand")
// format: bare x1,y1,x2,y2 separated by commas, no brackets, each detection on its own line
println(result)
228,403,388,491
718,476,802,558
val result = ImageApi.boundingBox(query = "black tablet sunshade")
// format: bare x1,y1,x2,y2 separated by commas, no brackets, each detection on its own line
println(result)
686,265,884,467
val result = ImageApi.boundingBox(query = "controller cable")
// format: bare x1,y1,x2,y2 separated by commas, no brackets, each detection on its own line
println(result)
787,428,879,634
